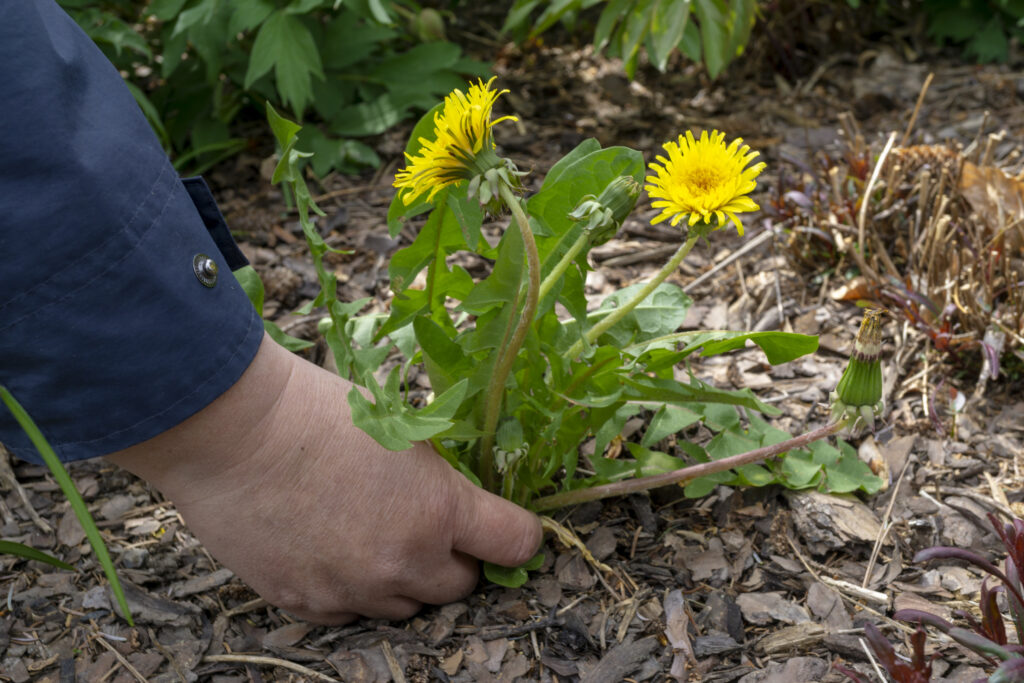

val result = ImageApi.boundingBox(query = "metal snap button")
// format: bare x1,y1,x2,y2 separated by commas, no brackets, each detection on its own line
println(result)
193,253,218,287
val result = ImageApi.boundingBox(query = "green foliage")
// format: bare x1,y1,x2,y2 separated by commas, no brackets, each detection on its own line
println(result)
501,0,757,78
272,98,867,513
59,0,487,174
0,386,134,625
923,0,1024,63
0,540,75,571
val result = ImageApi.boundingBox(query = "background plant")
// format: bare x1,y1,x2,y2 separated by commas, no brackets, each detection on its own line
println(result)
58,0,487,175
839,513,1024,682
501,0,757,78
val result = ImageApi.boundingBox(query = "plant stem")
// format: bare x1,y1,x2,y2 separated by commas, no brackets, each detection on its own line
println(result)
563,232,700,359
529,420,844,511
538,232,589,303
479,183,541,491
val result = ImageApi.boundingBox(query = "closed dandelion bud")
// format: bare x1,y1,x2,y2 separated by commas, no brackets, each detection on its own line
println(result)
830,308,885,433
568,176,641,245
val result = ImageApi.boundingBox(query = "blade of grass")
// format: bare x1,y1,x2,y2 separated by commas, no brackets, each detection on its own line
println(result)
0,385,134,626
0,540,74,571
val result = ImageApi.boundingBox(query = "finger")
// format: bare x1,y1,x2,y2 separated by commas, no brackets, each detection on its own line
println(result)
405,551,479,606
452,485,542,568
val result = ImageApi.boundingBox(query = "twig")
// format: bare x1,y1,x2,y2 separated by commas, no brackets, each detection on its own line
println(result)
860,635,887,683
901,72,934,147
682,229,773,293
863,456,913,589
94,632,148,683
203,654,340,682
858,132,898,259
530,421,843,511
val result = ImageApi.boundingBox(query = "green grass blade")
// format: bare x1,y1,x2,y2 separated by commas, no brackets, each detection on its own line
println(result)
0,385,134,626
0,540,75,571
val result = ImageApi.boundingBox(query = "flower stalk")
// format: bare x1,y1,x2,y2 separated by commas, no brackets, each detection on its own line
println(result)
530,419,845,511
479,182,540,491
563,231,700,359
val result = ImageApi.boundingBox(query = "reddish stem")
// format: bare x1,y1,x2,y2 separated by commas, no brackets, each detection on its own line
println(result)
529,420,844,511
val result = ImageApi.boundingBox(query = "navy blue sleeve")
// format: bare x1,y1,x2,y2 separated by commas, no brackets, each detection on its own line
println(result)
0,0,264,464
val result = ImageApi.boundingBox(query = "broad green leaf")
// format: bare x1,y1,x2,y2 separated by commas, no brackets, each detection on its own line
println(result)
149,0,188,20
641,404,701,447
529,0,582,38
245,11,324,114
780,450,823,488
0,541,74,571
693,0,728,78
459,225,525,315
321,13,396,70
483,552,544,588
529,146,644,262
624,375,779,415
501,0,544,34
265,102,302,150
618,0,656,78
232,265,265,315
228,0,275,34
646,0,691,71
626,443,687,476
0,386,133,626
589,282,691,347
348,387,457,451
593,0,632,50
694,331,818,364
387,191,464,294
264,320,315,351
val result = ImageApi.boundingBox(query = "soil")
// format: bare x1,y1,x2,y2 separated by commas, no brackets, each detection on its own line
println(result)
4,13,1024,683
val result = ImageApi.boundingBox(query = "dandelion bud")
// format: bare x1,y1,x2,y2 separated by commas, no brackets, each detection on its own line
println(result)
568,176,641,245
830,308,885,433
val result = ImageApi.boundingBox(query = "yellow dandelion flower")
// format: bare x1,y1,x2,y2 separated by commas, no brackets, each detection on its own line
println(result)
394,77,517,205
645,130,766,236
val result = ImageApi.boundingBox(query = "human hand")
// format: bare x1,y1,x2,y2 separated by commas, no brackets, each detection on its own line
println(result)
107,333,542,623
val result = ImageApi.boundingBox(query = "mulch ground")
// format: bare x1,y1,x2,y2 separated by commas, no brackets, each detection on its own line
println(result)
4,18,1024,683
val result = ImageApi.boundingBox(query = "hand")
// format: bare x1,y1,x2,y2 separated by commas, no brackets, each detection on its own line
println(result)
107,333,542,624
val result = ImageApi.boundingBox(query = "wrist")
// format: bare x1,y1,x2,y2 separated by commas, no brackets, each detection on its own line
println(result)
105,332,294,499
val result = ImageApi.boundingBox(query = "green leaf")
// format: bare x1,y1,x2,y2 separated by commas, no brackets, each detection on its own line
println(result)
264,320,315,351
529,146,644,261
0,386,133,625
232,265,265,315
0,540,74,571
693,0,728,78
265,102,302,151
646,0,692,71
780,450,823,489
348,385,458,451
228,0,276,34
483,552,544,588
528,0,583,38
593,0,632,50
590,282,692,347
641,404,701,447
693,331,819,364
245,11,324,114
626,442,687,476
460,224,525,315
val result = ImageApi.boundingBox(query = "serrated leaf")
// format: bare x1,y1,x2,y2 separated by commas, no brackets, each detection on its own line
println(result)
245,11,324,114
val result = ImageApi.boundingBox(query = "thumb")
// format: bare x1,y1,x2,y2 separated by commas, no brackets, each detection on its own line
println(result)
452,485,543,568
